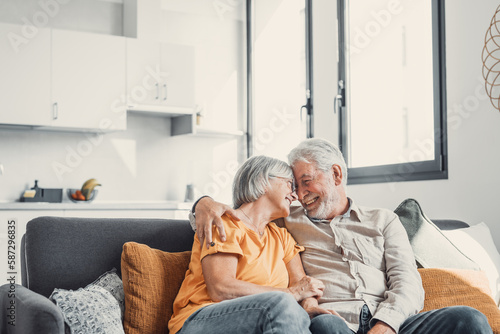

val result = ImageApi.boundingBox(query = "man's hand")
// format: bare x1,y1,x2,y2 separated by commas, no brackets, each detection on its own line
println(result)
288,276,324,302
301,298,345,320
367,321,396,334
195,197,244,249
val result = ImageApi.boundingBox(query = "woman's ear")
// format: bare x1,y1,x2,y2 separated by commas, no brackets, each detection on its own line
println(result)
331,165,343,186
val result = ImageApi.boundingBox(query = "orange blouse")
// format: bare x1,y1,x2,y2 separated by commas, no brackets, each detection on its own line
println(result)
168,215,304,334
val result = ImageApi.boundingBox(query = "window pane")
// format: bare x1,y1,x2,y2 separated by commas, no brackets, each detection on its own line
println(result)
347,0,435,168
252,0,308,161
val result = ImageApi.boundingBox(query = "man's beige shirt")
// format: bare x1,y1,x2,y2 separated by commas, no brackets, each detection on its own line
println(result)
276,199,424,333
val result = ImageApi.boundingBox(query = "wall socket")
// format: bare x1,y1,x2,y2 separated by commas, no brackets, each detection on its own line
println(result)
0,164,4,175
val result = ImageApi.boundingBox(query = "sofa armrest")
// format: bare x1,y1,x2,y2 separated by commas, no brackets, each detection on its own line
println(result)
0,283,65,334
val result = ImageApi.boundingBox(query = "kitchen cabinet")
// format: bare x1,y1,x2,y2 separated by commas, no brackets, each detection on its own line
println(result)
0,23,52,127
126,39,195,113
0,25,127,132
50,29,127,131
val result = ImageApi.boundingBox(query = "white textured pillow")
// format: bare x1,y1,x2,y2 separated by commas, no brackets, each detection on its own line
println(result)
443,222,500,305
50,269,125,334
92,269,125,318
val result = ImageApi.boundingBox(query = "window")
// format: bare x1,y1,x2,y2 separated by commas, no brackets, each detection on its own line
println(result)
247,0,312,162
337,0,447,184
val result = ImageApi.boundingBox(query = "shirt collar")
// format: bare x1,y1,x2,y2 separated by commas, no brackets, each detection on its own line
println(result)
307,197,359,223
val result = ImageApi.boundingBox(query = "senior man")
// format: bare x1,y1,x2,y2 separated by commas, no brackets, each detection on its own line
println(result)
191,138,492,334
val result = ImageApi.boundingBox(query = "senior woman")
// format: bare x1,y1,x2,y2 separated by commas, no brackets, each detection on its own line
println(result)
168,156,325,334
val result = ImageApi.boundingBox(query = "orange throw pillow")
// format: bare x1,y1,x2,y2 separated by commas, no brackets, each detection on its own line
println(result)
121,242,191,334
419,268,500,333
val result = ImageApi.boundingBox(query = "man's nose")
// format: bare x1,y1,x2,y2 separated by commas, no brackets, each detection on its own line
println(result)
296,185,307,200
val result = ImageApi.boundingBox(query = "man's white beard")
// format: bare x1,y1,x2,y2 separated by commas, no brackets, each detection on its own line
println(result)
306,196,337,220
305,179,340,220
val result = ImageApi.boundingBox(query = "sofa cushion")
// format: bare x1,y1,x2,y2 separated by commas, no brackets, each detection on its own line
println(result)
394,198,479,270
419,268,500,333
443,222,500,305
49,269,125,334
121,242,191,334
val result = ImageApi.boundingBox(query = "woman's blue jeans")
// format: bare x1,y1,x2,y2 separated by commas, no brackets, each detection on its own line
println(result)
178,291,311,334
309,304,493,334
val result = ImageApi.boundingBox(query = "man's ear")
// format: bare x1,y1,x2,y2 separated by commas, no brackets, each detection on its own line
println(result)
331,164,343,186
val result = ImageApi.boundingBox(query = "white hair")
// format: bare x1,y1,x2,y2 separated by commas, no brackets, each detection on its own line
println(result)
287,138,348,187
232,155,293,209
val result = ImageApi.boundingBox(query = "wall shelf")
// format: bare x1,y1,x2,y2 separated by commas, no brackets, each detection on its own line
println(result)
170,114,245,137
194,127,245,137
127,105,193,117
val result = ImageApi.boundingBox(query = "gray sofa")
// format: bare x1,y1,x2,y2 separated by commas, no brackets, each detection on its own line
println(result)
0,214,468,334
0,216,195,334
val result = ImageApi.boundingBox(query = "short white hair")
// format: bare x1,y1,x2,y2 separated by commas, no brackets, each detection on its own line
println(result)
233,155,292,209
287,138,348,187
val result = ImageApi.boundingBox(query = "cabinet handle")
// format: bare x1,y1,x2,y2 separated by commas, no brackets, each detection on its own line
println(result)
53,102,58,120
163,83,167,101
155,83,159,100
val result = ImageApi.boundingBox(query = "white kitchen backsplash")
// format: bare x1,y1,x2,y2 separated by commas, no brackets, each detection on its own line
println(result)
0,114,240,203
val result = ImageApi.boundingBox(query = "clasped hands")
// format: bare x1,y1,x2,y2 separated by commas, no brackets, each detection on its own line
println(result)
288,275,324,302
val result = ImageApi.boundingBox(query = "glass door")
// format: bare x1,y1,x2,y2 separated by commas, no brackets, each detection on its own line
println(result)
248,0,311,161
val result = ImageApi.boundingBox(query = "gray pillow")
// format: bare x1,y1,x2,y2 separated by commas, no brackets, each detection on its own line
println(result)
394,198,480,270
49,269,125,334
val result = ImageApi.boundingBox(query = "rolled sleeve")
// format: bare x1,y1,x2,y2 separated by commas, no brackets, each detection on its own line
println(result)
188,211,196,231
200,217,244,261
371,214,425,333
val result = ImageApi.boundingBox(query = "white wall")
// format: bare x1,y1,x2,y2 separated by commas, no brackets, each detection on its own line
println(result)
0,116,243,202
0,0,245,205
335,0,500,247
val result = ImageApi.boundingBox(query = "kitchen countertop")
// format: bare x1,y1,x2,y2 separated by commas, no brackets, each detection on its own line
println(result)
0,200,193,211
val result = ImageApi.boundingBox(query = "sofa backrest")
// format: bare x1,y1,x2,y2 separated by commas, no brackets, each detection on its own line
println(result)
21,216,195,298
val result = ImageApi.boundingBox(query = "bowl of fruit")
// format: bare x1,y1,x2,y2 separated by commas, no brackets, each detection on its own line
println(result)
67,178,101,203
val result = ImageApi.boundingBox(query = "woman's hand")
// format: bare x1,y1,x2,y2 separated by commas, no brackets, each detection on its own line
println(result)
288,275,324,301
194,197,244,249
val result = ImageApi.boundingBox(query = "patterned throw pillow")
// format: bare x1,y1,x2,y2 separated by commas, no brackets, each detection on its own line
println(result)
93,268,126,318
50,269,125,334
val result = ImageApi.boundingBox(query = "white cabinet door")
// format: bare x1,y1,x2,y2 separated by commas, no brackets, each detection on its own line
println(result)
160,43,195,109
126,38,162,107
126,39,195,110
51,29,127,131
0,23,52,126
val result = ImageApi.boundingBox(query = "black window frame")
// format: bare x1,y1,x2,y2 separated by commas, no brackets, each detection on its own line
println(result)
337,0,448,185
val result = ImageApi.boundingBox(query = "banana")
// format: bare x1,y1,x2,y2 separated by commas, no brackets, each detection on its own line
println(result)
81,178,101,200
81,178,98,190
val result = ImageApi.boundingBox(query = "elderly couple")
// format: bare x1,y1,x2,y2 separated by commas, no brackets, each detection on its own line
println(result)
168,138,492,334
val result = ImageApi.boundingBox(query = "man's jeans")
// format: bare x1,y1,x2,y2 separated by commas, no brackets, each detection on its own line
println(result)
310,304,493,334
178,291,311,334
